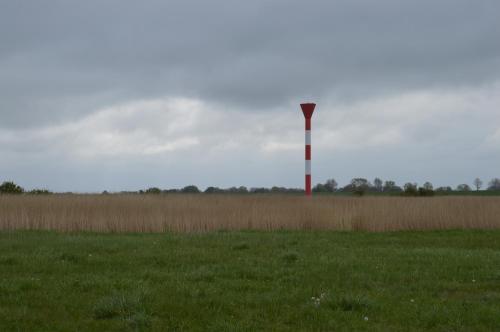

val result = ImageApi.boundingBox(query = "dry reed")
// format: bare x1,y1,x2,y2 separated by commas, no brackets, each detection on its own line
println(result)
0,194,499,233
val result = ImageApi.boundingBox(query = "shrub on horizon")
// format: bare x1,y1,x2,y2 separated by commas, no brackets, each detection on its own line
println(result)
181,185,200,193
312,183,328,193
456,184,471,192
383,180,403,193
227,186,249,193
351,178,371,196
435,186,453,194
145,187,161,194
204,186,224,193
402,183,419,196
0,181,24,194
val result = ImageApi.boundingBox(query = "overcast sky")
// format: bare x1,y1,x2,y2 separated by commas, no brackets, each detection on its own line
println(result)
1,0,499,192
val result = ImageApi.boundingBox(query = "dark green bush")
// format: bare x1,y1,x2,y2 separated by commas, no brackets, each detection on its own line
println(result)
181,185,200,193
0,181,24,194
402,183,418,196
145,187,161,194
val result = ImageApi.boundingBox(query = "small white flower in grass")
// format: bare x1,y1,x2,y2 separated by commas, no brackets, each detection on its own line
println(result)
311,296,321,307
364,316,369,321
410,299,415,303
472,279,476,283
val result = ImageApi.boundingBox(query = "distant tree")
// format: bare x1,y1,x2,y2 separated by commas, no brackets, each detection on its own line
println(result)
238,186,249,193
435,186,453,193
403,183,418,196
271,186,290,193
29,189,53,195
204,186,215,193
340,183,354,192
204,186,223,193
383,180,402,193
383,180,395,189
350,178,371,196
488,178,500,191
373,178,383,192
383,180,395,191
181,185,200,193
250,187,271,193
324,179,338,192
473,178,483,191
403,182,417,191
163,189,180,193
145,187,161,194
422,182,433,191
286,188,304,193
0,181,24,194
312,183,328,193
416,182,434,197
102,190,109,195
456,184,471,192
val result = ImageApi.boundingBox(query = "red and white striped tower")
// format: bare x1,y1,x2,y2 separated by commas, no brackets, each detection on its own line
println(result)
300,103,316,196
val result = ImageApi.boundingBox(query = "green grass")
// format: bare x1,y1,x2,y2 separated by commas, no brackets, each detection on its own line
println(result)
1,230,500,331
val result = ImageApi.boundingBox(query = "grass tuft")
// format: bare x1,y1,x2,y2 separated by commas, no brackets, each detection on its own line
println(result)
336,295,372,312
126,312,152,330
93,290,151,326
281,251,299,263
59,253,81,263
0,257,17,265
232,243,250,250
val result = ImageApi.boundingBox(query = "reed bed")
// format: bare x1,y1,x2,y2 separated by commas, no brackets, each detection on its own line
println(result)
0,194,499,233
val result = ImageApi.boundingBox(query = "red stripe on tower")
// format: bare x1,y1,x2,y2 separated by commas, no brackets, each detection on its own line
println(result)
300,103,316,196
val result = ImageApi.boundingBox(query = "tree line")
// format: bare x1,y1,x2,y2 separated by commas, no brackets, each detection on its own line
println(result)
1,177,500,195
312,177,500,196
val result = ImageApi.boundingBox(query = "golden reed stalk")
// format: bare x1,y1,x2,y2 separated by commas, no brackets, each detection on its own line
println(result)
0,194,499,233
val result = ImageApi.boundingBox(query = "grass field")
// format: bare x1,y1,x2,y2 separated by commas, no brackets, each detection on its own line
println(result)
1,230,500,331
1,194,500,232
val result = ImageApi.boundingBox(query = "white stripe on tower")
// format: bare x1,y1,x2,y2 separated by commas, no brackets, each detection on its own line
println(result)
305,159,311,175
305,130,311,145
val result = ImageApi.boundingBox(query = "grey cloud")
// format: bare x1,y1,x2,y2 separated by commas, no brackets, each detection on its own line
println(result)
2,0,500,128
